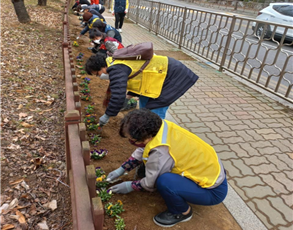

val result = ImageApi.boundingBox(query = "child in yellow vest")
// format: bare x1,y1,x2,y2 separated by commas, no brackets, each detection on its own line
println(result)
107,109,228,227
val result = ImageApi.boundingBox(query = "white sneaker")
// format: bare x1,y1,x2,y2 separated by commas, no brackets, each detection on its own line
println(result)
118,29,122,33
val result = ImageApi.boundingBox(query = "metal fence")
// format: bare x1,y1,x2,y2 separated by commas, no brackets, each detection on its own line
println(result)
128,0,293,103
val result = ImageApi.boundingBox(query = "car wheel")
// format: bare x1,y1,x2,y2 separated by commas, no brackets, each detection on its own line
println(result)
256,24,271,39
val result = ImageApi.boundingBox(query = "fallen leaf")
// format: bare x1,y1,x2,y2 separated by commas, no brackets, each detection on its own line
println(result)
43,200,57,211
21,122,34,128
15,210,26,224
9,178,24,185
19,113,28,120
3,118,9,123
12,137,18,142
7,144,21,150
17,104,23,110
2,224,15,230
25,95,34,98
31,156,45,170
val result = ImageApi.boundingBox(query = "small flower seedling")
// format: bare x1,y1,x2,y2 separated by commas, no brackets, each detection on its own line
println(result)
96,188,113,202
81,95,92,101
79,82,89,88
85,105,95,114
96,175,109,188
87,123,99,131
91,149,108,160
105,200,124,218
90,134,102,146
84,114,97,124
114,216,126,230
73,41,79,47
95,167,105,177
83,77,91,83
80,88,90,94
80,70,87,75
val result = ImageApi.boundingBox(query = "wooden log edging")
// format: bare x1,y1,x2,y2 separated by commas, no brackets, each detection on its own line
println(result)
62,1,104,229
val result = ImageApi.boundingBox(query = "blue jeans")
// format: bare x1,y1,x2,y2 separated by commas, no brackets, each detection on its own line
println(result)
139,96,169,119
156,173,228,214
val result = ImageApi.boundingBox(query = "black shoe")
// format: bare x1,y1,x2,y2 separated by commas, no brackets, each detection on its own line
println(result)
153,207,193,227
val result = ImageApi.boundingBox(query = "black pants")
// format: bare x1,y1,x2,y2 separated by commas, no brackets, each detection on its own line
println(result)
114,12,126,29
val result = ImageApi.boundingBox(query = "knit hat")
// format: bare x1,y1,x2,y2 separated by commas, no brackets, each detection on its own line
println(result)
83,12,93,22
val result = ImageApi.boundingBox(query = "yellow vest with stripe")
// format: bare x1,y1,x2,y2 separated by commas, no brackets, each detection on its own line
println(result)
89,18,103,29
143,120,221,188
106,56,168,98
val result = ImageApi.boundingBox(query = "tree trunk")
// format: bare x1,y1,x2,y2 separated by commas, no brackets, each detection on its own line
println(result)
38,0,47,6
11,0,31,23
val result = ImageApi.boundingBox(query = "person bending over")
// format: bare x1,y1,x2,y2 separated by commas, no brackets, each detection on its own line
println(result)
106,109,228,227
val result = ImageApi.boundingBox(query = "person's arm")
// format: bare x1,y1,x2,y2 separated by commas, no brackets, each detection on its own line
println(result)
80,25,89,35
132,146,175,192
104,41,118,54
121,148,144,171
106,30,116,38
105,64,132,116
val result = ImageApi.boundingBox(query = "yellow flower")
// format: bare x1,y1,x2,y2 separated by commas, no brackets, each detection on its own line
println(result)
117,200,123,205
96,177,103,182
110,210,113,215
107,205,113,210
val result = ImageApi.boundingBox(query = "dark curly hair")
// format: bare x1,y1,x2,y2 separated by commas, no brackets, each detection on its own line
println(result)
89,28,106,40
119,109,162,142
92,20,106,32
85,53,107,75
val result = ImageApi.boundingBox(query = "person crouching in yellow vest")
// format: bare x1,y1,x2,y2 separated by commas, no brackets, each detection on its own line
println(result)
106,109,228,228
85,53,199,127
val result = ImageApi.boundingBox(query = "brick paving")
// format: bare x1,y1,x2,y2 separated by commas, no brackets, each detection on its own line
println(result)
103,12,293,230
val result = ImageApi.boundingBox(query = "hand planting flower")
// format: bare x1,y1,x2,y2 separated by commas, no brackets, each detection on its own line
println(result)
89,134,102,146
91,149,108,160
114,216,126,230
96,188,113,202
105,201,125,218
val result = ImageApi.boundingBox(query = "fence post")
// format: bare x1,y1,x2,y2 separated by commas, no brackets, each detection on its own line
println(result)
149,1,154,32
82,141,91,166
178,7,187,49
92,197,104,230
86,165,96,199
79,123,87,142
136,0,140,24
234,0,238,10
219,15,236,72
155,2,162,35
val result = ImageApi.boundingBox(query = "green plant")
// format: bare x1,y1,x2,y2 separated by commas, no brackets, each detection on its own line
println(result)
91,149,108,160
96,188,113,202
85,105,95,114
114,216,126,230
95,167,105,177
81,95,92,101
80,88,90,94
96,174,109,188
90,134,102,146
105,201,124,218
79,82,89,88
80,70,87,75
84,114,96,124
87,123,99,131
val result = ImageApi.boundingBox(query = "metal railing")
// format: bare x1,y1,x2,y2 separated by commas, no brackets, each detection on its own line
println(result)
128,0,293,103
62,1,104,229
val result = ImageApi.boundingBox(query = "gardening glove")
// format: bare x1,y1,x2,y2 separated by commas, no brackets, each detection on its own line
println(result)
106,167,125,182
76,36,80,40
99,114,110,127
110,181,134,194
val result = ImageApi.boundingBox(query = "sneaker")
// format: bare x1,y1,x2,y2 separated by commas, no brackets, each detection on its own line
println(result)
118,28,122,33
153,207,193,227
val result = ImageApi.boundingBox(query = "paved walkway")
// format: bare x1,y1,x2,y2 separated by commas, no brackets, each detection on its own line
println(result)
102,12,293,230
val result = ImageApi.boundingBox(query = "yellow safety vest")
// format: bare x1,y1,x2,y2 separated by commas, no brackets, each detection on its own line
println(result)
89,18,103,29
143,120,221,188
106,56,168,98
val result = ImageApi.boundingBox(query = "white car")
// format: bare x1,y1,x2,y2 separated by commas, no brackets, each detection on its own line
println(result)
252,3,293,42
